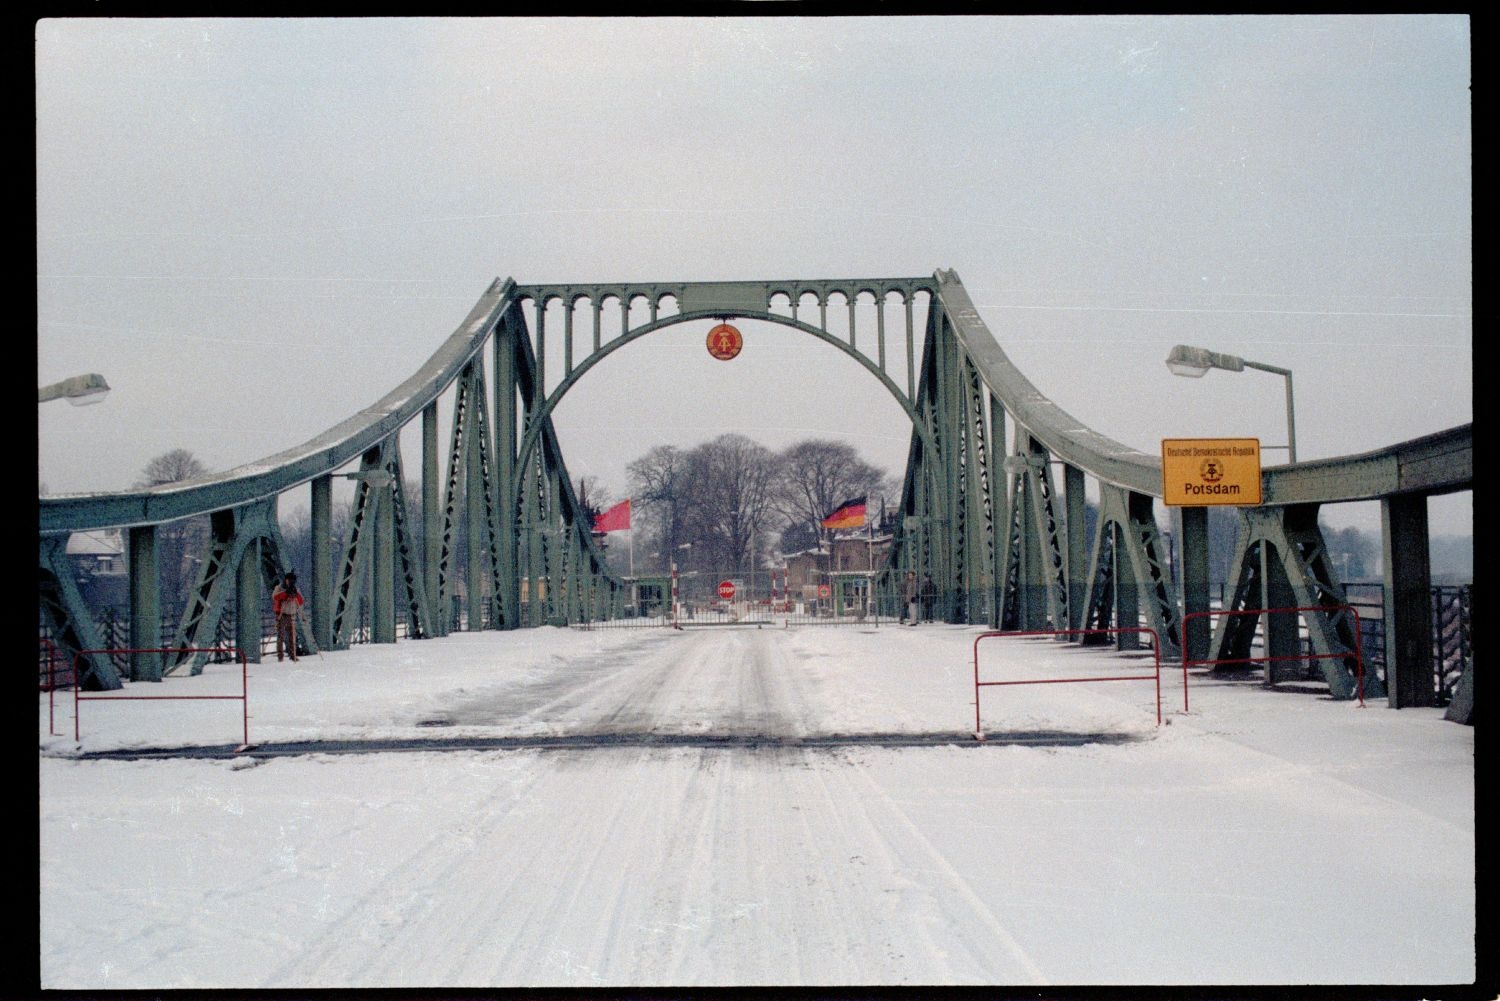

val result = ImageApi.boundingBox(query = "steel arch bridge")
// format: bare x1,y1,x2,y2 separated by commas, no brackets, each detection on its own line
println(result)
39,270,1472,710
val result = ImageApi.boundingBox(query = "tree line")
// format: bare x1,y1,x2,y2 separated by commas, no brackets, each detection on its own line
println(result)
581,434,900,578
107,445,1391,614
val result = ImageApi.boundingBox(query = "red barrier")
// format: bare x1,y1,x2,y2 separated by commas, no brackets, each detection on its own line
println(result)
973,628,1172,736
1180,605,1365,707
72,647,250,746
40,639,60,736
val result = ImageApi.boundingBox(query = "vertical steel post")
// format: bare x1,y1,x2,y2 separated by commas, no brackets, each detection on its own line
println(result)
236,537,261,664
373,472,396,643
127,525,162,680
905,295,915,400
493,320,518,629
1262,540,1299,682
465,371,486,629
989,394,1009,629
1112,522,1140,650
1064,464,1087,633
1017,446,1047,629
548,472,566,623
311,473,333,649
531,459,546,628
1178,505,1210,665
422,402,443,637
533,300,546,408
964,362,986,624
933,308,961,620
1382,493,1435,707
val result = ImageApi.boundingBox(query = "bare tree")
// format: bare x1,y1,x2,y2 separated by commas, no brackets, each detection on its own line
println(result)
680,434,777,575
627,445,688,572
135,448,208,488
134,449,210,611
773,439,887,547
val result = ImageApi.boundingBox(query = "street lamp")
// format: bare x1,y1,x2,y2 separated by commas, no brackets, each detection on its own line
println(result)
38,373,111,406
1165,344,1296,463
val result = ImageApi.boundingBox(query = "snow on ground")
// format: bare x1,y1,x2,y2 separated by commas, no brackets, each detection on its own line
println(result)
39,623,1474,988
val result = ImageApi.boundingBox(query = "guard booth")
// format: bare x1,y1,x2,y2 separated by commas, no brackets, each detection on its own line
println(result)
829,571,876,619
627,576,671,619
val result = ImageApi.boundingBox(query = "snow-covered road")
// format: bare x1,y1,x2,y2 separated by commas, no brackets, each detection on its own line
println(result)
39,625,1474,988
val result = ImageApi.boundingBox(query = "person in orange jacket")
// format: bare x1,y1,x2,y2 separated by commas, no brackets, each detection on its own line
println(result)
271,571,304,662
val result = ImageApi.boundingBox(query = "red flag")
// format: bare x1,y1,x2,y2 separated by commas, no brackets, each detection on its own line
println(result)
820,496,867,530
593,498,631,533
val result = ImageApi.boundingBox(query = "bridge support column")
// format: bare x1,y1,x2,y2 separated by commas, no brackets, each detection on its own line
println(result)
373,474,396,643
933,308,962,622
493,321,518,629
465,367,487,630
1262,542,1299,683
1064,464,1087,634
1178,506,1210,665
1112,521,1140,650
311,473,332,650
1013,447,1048,630
423,402,444,637
548,473,566,624
236,537,261,664
988,395,1009,628
128,525,162,681
1383,494,1435,708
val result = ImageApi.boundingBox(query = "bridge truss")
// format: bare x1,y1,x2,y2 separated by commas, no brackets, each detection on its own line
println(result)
39,271,1471,708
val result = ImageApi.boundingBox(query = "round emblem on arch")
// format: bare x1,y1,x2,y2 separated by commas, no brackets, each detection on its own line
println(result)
706,323,743,361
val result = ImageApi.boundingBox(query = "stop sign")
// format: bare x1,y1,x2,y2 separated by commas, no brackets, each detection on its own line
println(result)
717,580,737,600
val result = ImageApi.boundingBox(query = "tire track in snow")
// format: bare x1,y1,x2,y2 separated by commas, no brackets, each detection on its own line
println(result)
839,757,1050,985
260,751,548,987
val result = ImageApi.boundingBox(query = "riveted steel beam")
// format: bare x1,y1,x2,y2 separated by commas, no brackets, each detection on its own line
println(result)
42,279,516,536
39,535,119,690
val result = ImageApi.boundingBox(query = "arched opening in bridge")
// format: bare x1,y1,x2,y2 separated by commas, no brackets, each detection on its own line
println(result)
516,289,939,613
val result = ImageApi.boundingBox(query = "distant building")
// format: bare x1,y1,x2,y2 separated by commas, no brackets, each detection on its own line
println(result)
65,529,128,607
780,530,893,600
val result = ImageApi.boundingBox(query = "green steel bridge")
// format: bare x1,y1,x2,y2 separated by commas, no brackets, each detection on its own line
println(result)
39,270,1472,711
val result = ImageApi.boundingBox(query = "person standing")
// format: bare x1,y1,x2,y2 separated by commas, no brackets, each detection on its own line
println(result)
271,571,304,662
903,571,919,626
920,572,937,623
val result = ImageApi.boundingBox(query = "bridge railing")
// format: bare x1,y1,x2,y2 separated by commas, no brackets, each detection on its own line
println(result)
973,627,1174,734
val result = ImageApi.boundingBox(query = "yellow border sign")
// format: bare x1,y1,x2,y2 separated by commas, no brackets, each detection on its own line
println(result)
1161,438,1262,506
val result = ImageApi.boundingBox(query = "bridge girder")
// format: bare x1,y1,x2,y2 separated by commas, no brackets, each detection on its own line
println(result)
37,271,1470,707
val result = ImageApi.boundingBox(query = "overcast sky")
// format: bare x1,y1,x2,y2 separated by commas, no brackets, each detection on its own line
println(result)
36,16,1471,536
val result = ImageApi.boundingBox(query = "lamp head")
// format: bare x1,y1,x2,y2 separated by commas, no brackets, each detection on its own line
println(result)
41,372,111,405
1166,345,1244,378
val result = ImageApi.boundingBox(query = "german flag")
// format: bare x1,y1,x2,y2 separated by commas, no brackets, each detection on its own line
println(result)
820,496,867,530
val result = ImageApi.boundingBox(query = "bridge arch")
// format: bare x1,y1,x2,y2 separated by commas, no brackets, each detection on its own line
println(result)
507,305,936,525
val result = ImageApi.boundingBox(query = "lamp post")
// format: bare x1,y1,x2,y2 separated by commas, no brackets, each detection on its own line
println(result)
39,373,110,406
1165,345,1296,463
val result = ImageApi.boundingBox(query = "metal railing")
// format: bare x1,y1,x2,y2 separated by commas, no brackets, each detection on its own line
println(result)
37,582,1471,707
973,628,1174,732
69,646,250,746
1183,604,1367,706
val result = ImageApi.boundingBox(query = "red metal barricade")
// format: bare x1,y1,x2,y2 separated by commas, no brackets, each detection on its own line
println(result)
973,628,1177,736
40,639,61,736
71,647,250,746
1180,605,1366,707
